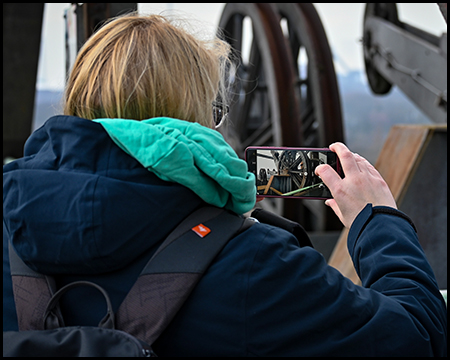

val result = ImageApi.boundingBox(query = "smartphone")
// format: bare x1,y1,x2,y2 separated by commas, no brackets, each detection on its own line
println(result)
245,146,344,199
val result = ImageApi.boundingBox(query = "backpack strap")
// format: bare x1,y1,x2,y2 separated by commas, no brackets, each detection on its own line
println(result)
251,208,313,248
8,243,60,331
116,206,251,345
8,206,252,336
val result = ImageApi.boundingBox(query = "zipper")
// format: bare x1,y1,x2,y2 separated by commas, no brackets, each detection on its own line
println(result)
115,329,157,357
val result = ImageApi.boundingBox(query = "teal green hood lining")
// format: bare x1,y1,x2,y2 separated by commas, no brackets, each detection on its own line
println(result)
93,117,256,214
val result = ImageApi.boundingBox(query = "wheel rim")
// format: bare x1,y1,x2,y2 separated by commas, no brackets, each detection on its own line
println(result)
218,4,344,230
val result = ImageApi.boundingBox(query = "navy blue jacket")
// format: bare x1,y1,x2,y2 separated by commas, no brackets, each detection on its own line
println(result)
3,116,447,356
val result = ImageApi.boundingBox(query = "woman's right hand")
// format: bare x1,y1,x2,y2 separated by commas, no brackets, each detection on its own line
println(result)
315,142,397,228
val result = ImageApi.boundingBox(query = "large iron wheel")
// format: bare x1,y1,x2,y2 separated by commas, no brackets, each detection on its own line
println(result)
218,3,300,154
273,3,344,230
274,3,344,147
362,3,400,95
218,3,343,231
217,3,300,222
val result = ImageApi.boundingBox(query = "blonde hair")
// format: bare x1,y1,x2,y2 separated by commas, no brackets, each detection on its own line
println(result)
64,13,231,127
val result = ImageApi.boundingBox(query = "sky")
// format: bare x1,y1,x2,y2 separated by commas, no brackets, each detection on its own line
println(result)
36,3,447,90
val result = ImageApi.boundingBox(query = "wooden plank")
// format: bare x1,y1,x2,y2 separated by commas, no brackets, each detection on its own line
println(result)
263,175,275,195
374,125,431,199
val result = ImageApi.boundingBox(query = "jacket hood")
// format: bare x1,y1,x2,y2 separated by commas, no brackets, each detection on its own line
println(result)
3,116,204,275
93,117,256,214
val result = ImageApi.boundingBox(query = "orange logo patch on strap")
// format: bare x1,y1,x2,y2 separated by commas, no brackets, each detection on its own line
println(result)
192,224,211,238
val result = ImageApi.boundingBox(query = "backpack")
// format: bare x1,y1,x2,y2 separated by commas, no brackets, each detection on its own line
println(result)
3,206,311,357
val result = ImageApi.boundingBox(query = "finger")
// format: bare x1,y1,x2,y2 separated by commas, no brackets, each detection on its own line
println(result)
354,153,377,176
325,199,344,224
329,142,360,176
256,195,264,203
315,164,342,192
353,153,366,172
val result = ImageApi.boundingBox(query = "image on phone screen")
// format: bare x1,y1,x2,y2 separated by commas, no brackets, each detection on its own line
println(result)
246,147,343,199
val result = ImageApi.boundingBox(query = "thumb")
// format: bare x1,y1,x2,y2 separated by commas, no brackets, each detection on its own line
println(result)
315,164,341,193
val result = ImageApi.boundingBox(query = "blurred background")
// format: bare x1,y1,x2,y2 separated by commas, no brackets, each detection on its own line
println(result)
30,3,445,163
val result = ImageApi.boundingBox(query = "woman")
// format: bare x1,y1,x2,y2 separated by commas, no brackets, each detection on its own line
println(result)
3,13,446,356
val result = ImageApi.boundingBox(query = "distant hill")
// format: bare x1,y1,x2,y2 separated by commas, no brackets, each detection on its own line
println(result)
336,71,431,163
32,89,64,131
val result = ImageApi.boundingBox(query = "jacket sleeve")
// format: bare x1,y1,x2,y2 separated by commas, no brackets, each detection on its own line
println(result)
348,204,447,356
245,204,447,356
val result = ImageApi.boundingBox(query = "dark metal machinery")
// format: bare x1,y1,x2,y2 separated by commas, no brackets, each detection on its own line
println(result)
360,3,447,288
3,3,44,161
217,3,344,231
69,3,138,73
363,3,447,123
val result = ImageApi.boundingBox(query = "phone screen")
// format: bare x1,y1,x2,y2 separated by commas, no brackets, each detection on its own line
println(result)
245,146,343,199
